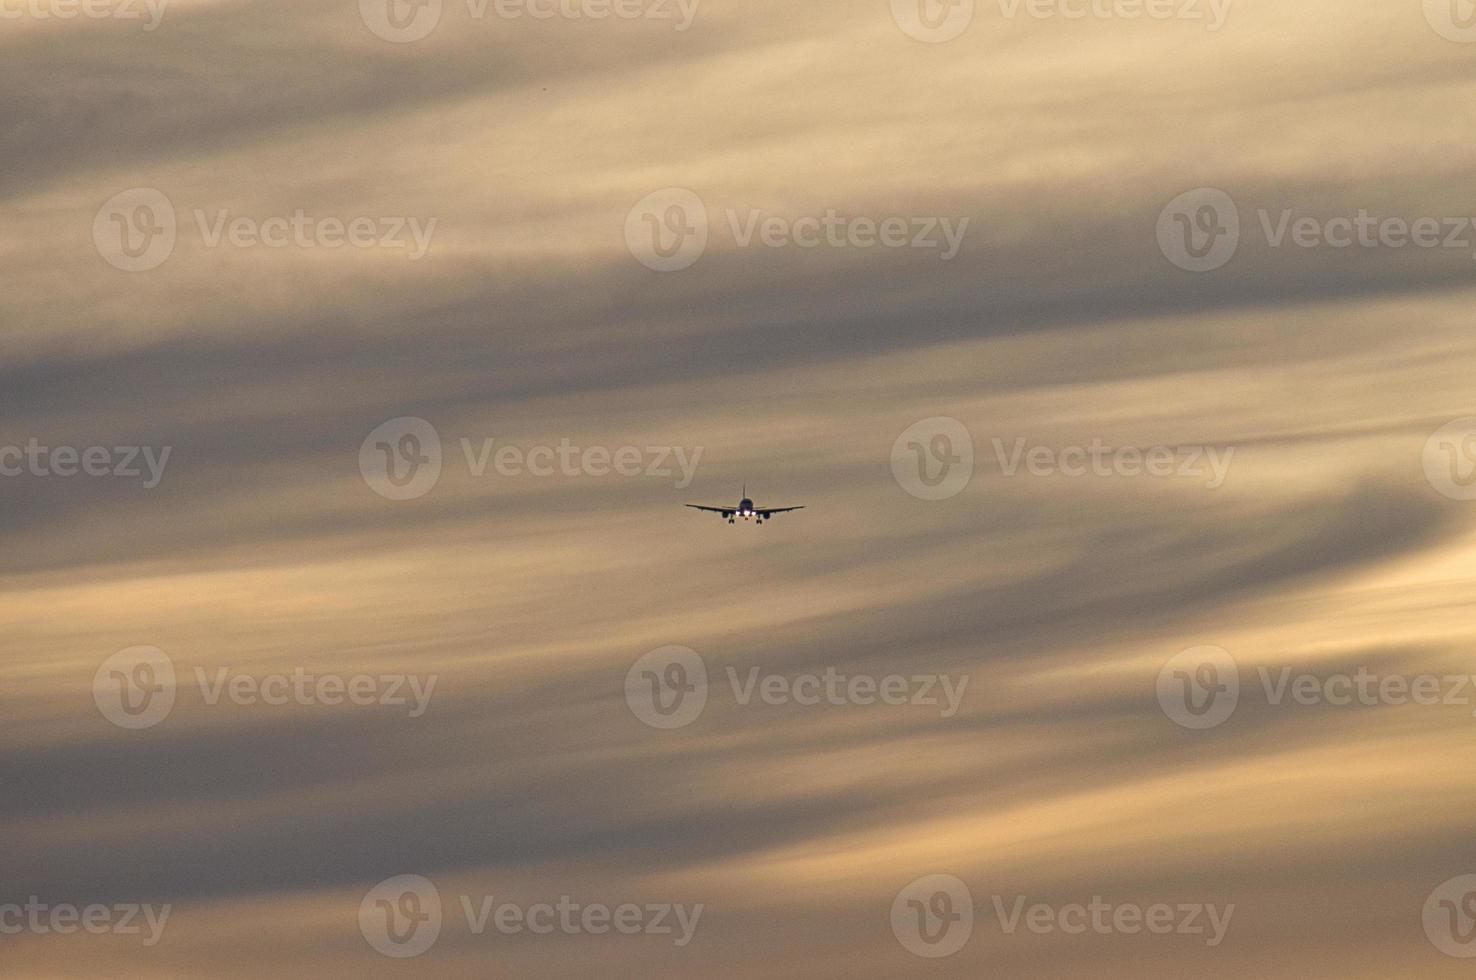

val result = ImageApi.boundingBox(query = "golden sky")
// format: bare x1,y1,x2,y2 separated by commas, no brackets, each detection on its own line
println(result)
4,0,1476,975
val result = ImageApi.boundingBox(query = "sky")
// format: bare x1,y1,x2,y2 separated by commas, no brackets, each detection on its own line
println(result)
5,0,1476,975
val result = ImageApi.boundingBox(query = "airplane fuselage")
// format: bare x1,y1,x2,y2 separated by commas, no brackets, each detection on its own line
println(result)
685,488,803,524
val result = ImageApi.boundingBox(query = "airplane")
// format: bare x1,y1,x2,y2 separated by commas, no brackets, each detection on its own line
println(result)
686,485,804,524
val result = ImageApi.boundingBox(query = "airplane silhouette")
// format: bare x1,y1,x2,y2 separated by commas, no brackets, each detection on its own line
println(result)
686,485,804,524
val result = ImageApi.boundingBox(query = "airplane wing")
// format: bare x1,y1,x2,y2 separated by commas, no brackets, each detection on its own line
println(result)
685,504,732,513
758,506,804,515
